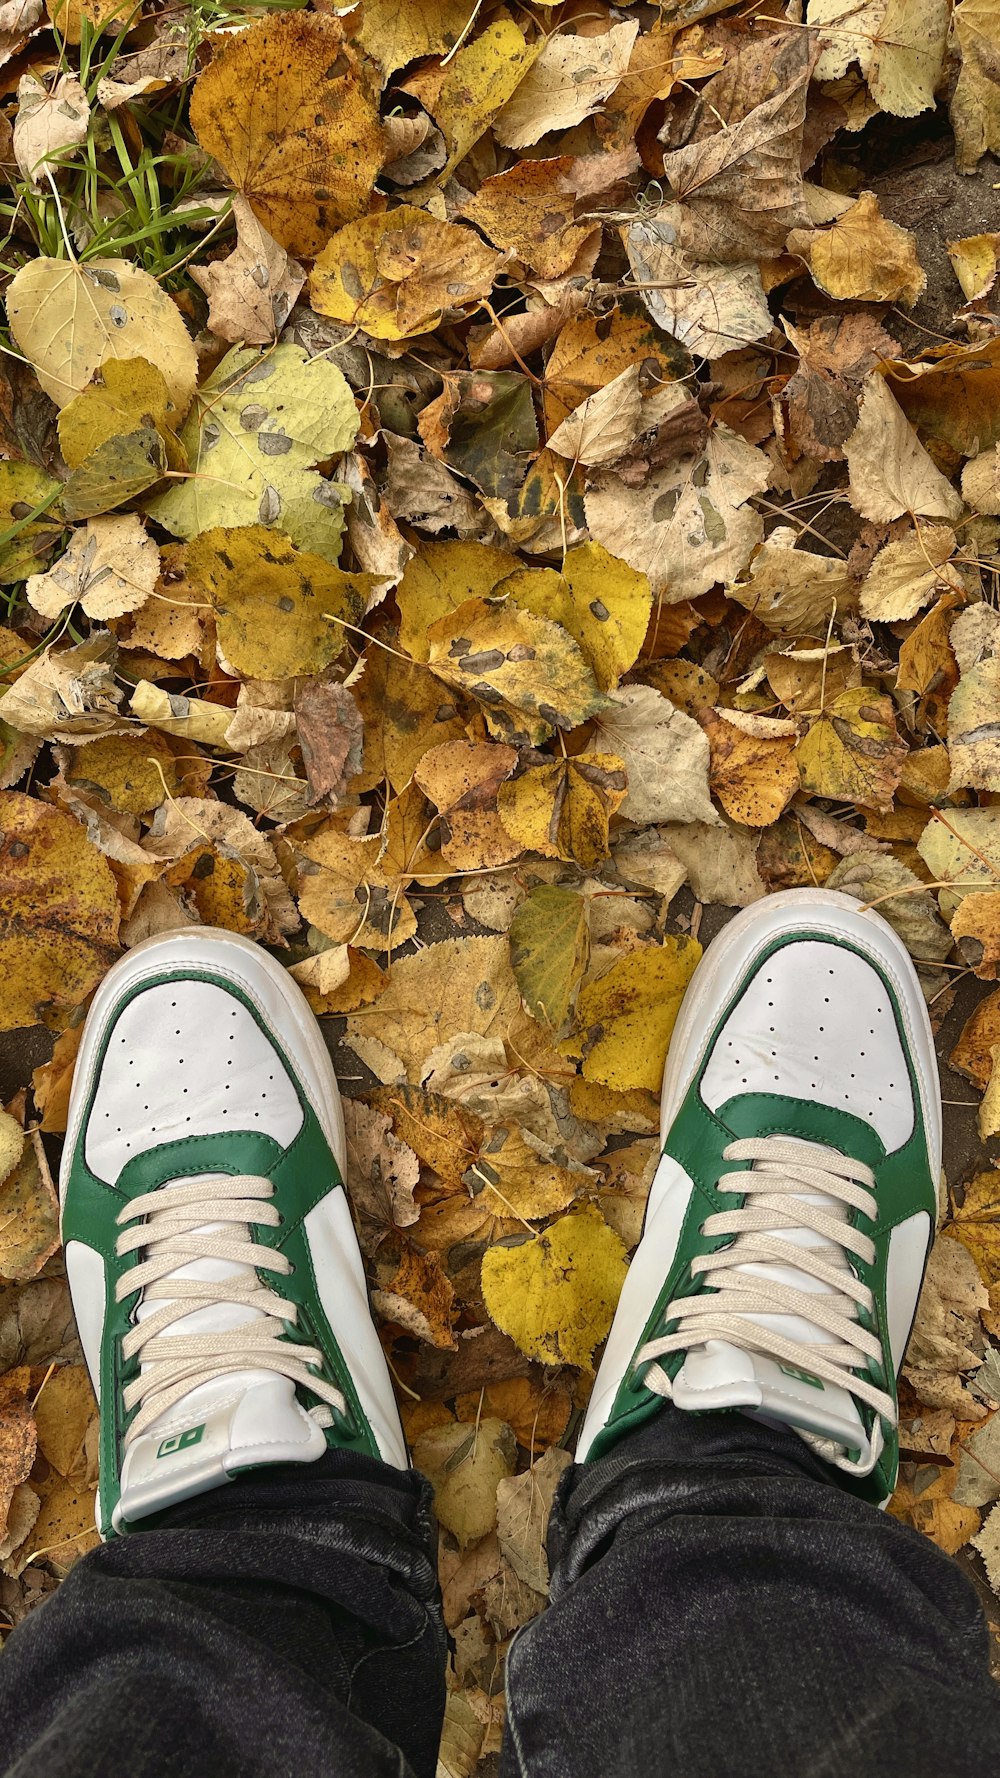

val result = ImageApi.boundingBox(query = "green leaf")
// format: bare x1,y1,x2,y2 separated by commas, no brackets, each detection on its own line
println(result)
60,427,167,521
509,885,590,1031
147,344,360,562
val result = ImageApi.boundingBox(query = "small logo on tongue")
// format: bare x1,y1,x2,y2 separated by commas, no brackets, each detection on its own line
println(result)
156,1424,206,1458
778,1362,823,1389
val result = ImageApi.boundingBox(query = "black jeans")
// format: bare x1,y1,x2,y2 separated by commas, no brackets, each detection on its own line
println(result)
2,1409,998,1778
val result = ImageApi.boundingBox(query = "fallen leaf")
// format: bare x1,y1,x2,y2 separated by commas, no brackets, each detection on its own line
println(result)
586,426,768,601
886,339,1000,456
293,679,364,808
500,544,652,693
7,256,196,416
587,686,719,827
948,231,1000,301
946,604,1000,792
0,1128,60,1277
859,524,963,622
0,460,61,584
346,935,521,1083
0,1110,24,1182
494,24,639,150
148,343,359,562
412,1418,516,1546
186,525,370,679
728,531,855,634
508,886,589,1033
480,1206,627,1368
700,707,800,825
826,852,953,962
129,681,232,749
903,1233,988,1417
396,540,515,663
13,71,88,187
342,1098,420,1257
190,13,383,256
917,808,1000,917
409,16,537,182
951,891,1000,978
426,596,608,747
354,0,473,77
27,515,158,622
659,819,765,907
414,740,519,872
0,790,119,1030
191,197,305,346
624,222,772,361
566,937,701,1092
144,797,297,940
311,208,504,343
350,641,468,794
795,687,907,811
496,1446,572,1594
788,190,925,305
844,374,964,523
951,988,1000,1090
498,755,627,869
33,1363,97,1483
951,0,1000,172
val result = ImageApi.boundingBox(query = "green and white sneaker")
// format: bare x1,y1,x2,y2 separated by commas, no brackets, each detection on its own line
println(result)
60,928,406,1538
577,889,943,1505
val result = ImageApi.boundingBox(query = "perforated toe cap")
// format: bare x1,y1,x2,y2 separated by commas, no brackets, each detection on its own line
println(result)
699,938,915,1152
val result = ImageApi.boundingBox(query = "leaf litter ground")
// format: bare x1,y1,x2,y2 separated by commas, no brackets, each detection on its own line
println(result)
3,0,1000,1759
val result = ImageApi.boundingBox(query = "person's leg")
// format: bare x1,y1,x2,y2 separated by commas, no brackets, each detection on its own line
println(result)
0,927,446,1778
0,1451,445,1778
502,1408,1000,1778
504,889,1000,1777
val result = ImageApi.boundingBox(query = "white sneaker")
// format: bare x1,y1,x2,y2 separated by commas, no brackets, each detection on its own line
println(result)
60,928,406,1537
576,889,943,1504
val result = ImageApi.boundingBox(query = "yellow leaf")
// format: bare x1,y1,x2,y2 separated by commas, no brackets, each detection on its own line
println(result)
346,934,521,1083
945,606,1000,793
948,232,1000,301
951,891,1000,978
57,357,185,472
148,343,360,562
30,1022,82,1136
918,807,1000,922
353,0,476,79
190,14,384,257
0,462,61,585
565,937,702,1092
411,1418,515,1546
459,156,604,281
844,373,964,524
396,540,515,662
859,524,962,623
311,207,504,342
498,755,627,868
795,687,907,812
33,1364,97,1483
0,1110,24,1183
0,791,120,1031
480,1206,627,1368
350,640,468,793
427,596,608,746
186,525,372,680
61,731,178,817
494,23,638,150
509,885,589,1031
701,708,800,826
295,826,418,955
470,1124,584,1222
787,191,925,306
951,0,1000,172
7,257,197,416
454,1376,573,1452
413,739,519,872
417,17,538,181
129,681,233,749
0,1130,60,1279
501,543,651,692
950,1170,1000,1288
26,1472,98,1576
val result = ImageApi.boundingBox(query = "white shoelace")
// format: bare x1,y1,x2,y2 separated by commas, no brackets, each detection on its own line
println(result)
635,1136,893,1425
115,1174,346,1448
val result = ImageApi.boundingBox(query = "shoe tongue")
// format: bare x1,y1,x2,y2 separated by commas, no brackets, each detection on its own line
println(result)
116,1375,326,1530
116,1173,325,1529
